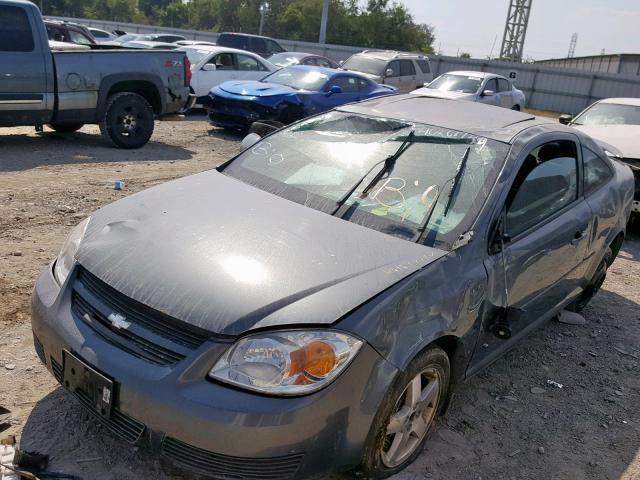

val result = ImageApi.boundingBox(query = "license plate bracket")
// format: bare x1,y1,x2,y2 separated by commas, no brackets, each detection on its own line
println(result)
63,351,114,418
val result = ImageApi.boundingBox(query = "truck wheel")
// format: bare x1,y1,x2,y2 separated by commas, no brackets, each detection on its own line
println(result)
49,123,84,133
355,345,450,479
100,92,154,149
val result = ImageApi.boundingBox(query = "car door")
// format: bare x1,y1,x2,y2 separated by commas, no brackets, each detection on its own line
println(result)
497,78,513,108
193,52,237,97
383,60,401,90
475,136,592,364
478,78,500,106
320,75,363,111
251,37,268,57
0,4,51,126
265,39,284,57
399,59,418,92
235,53,271,81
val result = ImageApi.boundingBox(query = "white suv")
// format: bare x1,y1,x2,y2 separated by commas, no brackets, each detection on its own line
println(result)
341,50,433,93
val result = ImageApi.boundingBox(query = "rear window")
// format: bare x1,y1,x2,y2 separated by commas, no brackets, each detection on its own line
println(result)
0,6,34,52
218,34,248,50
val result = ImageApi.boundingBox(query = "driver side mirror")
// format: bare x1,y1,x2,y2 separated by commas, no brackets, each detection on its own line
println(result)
489,212,511,254
385,68,394,78
240,132,261,151
481,89,495,97
202,63,217,71
327,85,342,95
423,81,430,87
558,114,574,125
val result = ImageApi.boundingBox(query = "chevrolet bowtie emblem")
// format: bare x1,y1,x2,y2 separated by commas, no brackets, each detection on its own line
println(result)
107,313,131,330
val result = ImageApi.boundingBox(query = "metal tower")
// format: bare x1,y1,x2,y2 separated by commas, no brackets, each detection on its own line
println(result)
499,0,533,62
568,32,578,58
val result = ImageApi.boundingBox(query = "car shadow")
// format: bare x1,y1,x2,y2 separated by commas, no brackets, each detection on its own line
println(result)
0,131,194,173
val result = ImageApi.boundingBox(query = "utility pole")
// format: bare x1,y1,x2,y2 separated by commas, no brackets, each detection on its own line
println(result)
319,0,329,44
259,2,269,36
499,0,533,62
567,32,578,58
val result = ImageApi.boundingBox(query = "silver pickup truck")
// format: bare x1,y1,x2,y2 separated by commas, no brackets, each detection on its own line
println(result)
0,0,195,148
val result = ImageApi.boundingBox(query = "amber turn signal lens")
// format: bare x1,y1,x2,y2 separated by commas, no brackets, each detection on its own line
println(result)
289,340,337,380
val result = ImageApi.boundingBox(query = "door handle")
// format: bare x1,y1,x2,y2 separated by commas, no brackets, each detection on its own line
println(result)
571,229,586,245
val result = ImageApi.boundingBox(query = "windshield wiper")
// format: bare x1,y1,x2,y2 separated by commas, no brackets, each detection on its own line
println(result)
442,146,471,216
331,129,415,215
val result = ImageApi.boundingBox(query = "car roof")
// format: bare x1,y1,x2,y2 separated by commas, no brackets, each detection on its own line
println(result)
598,97,640,106
180,45,263,57
351,50,428,61
339,95,553,143
441,70,502,80
218,32,277,40
272,52,314,58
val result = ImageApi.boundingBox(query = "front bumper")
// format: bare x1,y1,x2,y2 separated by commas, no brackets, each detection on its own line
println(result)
177,93,197,114
31,264,397,480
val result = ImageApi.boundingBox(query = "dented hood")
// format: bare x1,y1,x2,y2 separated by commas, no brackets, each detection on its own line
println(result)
75,170,446,336
218,81,297,98
573,124,640,160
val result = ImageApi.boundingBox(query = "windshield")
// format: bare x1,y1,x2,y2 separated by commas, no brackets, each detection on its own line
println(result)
342,55,386,76
428,74,482,94
573,102,640,126
222,111,508,249
261,67,329,91
268,53,301,67
183,47,210,66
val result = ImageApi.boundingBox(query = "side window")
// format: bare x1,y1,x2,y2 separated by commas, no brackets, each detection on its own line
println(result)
357,78,371,91
497,78,511,92
252,37,266,53
330,76,360,93
237,54,267,71
213,53,234,70
302,57,318,66
416,59,431,73
69,29,93,45
483,78,498,93
0,6,35,52
506,141,579,237
266,39,283,54
219,35,247,50
400,60,416,76
583,147,613,194
386,60,400,77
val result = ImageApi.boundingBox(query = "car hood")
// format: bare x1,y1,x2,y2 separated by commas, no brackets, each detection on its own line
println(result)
572,124,640,159
75,170,447,336
410,88,476,100
218,81,298,97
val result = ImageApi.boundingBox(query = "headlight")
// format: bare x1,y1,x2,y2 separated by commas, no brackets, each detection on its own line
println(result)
53,217,90,286
209,330,363,396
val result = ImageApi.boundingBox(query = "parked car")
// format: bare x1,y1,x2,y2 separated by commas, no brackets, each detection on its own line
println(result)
341,50,432,93
216,32,285,58
206,65,397,130
412,71,526,110
87,27,117,43
32,95,633,480
102,33,141,45
138,33,186,43
175,40,216,47
44,19,95,45
268,51,339,69
121,40,179,50
181,45,277,104
561,97,640,216
0,0,194,148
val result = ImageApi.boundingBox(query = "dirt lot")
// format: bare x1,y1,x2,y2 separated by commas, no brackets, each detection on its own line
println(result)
0,117,638,480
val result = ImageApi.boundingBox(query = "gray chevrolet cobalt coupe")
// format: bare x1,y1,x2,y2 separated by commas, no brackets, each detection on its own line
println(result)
32,97,634,479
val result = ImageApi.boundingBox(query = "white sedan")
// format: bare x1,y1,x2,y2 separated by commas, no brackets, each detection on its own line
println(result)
411,70,526,110
181,45,277,104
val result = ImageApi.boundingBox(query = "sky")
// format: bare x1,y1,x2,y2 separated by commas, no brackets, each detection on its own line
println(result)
396,0,640,60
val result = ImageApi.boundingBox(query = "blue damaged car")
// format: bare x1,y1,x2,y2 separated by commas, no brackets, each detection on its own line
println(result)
205,65,397,130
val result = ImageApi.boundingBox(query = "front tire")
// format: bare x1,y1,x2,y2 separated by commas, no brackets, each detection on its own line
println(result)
355,346,450,479
48,122,84,133
566,248,612,312
100,92,154,149
511,104,521,111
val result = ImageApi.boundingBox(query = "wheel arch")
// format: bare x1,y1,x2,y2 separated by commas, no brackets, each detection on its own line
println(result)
97,74,165,118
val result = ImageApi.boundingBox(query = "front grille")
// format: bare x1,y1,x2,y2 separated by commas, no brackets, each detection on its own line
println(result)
33,335,45,365
162,437,304,480
72,388,145,443
50,356,63,382
71,267,210,366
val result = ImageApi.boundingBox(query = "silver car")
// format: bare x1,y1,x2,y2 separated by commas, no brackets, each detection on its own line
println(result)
412,70,526,110
32,96,633,479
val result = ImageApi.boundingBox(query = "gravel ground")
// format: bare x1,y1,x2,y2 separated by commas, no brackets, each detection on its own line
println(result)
0,117,638,480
